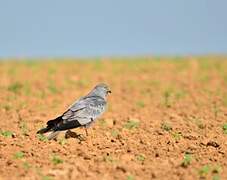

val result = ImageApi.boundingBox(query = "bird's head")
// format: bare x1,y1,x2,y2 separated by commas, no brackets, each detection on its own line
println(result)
89,83,111,98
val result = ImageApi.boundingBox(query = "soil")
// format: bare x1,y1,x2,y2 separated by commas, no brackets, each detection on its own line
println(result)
0,57,227,180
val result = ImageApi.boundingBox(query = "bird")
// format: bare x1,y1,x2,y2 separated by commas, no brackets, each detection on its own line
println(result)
37,83,111,140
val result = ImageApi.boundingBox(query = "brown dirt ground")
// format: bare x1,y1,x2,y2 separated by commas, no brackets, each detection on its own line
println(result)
0,57,227,180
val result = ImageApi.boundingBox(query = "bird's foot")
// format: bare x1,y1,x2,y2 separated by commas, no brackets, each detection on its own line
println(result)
76,134,86,141
65,130,86,141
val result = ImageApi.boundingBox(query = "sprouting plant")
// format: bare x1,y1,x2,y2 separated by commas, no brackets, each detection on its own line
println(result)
124,119,140,130
198,165,210,177
213,101,219,120
48,67,56,75
103,155,117,164
14,151,24,159
3,104,11,111
174,90,187,100
8,67,17,76
211,164,222,180
0,130,14,138
8,82,23,94
23,82,31,96
23,162,31,170
163,90,171,107
172,131,182,141
222,123,227,134
98,119,107,127
136,101,145,108
48,82,59,94
187,116,205,129
161,122,172,132
76,79,89,87
38,90,46,99
222,93,227,107
37,134,48,142
36,167,53,180
19,121,29,136
111,130,120,138
51,155,63,165
127,175,135,180
195,118,205,129
181,153,192,167
58,138,67,146
212,175,220,180
92,60,103,71
42,176,53,180
212,165,222,174
136,154,145,162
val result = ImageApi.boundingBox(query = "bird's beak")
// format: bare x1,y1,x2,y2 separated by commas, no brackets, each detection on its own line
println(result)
107,90,112,94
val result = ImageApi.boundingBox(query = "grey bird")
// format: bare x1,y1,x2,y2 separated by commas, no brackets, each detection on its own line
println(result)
37,83,111,140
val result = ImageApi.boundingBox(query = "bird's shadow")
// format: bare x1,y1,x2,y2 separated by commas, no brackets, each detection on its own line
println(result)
65,130,86,141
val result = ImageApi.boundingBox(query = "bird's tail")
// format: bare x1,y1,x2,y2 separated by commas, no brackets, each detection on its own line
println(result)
46,131,60,140
36,116,63,140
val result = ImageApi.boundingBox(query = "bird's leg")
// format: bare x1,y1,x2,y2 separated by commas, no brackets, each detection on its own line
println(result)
84,127,88,136
65,130,78,139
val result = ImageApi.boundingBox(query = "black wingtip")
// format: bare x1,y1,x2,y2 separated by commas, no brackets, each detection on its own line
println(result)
47,116,63,126
37,116,63,134
36,127,50,134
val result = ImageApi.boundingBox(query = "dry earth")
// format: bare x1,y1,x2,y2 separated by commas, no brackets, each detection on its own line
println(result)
0,57,227,180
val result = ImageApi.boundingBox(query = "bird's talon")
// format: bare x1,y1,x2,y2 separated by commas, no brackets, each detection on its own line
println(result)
76,134,86,141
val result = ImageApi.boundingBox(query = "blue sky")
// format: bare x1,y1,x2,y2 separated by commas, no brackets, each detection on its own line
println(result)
0,0,227,57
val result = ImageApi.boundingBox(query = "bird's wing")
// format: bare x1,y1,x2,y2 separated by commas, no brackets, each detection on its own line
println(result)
62,96,106,126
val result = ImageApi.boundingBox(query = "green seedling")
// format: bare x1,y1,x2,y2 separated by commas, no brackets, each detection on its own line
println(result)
19,121,29,136
37,90,46,99
58,138,67,146
92,60,103,71
14,151,24,159
188,116,205,129
48,68,56,75
98,119,107,127
213,102,219,120
0,130,14,138
8,67,17,76
172,132,182,141
48,83,59,94
37,134,48,142
161,122,172,132
42,176,53,180
8,82,23,94
3,104,11,111
76,79,89,87
213,166,221,173
181,153,192,167
175,90,187,100
195,119,205,129
127,175,135,180
103,155,116,164
136,101,145,108
23,82,31,96
36,167,53,180
124,119,140,130
111,130,120,138
212,175,220,180
222,123,227,134
198,165,210,177
23,162,31,170
222,93,227,107
163,90,171,107
51,155,63,165
136,154,145,162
